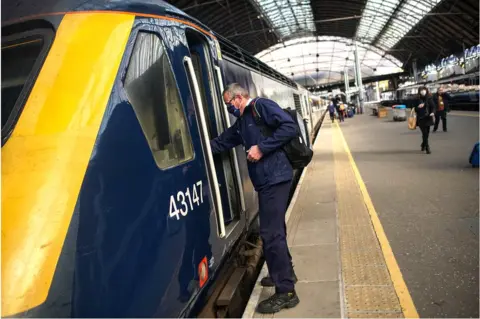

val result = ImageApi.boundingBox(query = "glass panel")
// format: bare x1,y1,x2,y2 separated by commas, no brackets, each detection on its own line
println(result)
376,0,442,49
124,32,194,169
356,0,401,42
253,0,315,38
2,36,44,129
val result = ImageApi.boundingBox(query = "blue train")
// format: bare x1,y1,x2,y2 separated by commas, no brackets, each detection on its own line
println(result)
1,1,324,317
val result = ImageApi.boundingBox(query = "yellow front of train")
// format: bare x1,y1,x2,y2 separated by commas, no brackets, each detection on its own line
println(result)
1,12,135,316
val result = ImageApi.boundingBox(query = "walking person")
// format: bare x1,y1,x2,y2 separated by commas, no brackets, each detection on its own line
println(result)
328,99,336,123
334,96,344,122
433,87,450,132
210,83,300,313
414,86,436,154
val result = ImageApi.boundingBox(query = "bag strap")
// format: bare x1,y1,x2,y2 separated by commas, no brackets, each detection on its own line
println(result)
251,98,273,137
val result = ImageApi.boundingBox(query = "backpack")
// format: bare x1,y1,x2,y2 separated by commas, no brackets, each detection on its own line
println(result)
251,99,313,170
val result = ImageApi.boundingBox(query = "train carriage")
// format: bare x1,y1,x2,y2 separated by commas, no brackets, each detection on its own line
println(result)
1,1,323,317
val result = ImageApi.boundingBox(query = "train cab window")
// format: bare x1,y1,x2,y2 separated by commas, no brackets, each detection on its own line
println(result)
2,29,53,144
124,32,194,169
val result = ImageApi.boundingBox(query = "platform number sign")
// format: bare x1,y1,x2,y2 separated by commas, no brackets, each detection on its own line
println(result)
169,181,203,220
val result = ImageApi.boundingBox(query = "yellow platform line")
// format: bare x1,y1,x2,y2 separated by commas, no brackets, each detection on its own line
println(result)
334,122,419,319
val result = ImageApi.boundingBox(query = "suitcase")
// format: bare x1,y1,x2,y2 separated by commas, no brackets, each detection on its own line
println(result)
469,142,479,167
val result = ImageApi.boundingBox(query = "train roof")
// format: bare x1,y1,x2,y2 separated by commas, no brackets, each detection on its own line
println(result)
2,0,299,89
2,0,207,28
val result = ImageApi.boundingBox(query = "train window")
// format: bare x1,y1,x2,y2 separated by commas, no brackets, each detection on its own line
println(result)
124,32,194,169
293,93,302,116
1,28,53,145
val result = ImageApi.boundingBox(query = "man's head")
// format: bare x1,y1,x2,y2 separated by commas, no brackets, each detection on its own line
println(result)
223,83,250,116
438,87,445,95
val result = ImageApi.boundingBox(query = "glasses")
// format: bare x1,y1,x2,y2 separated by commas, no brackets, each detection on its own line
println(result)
226,95,236,106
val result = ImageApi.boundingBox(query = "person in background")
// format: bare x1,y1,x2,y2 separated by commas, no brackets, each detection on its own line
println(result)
334,96,344,122
328,99,336,123
414,86,436,154
433,87,450,132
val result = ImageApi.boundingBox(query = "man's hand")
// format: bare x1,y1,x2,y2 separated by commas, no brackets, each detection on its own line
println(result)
247,145,263,162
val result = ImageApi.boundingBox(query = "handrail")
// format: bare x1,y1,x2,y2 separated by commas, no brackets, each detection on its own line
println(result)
184,56,226,238
214,65,246,213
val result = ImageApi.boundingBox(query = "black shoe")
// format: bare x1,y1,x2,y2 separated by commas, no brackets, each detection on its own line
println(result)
426,146,431,154
256,291,300,314
443,129,447,132
261,273,298,287
421,143,425,151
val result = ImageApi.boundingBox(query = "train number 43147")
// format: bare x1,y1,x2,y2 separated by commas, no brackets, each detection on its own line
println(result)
169,181,203,220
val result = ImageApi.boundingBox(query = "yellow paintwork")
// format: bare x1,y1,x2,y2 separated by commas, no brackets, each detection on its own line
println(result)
1,13,134,316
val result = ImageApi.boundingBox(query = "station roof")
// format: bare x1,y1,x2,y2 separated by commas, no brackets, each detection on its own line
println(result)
168,0,478,86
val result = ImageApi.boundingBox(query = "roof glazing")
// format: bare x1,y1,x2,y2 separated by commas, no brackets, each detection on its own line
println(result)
252,0,315,39
256,36,403,85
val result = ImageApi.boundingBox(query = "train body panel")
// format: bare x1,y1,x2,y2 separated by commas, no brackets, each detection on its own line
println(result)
2,2,324,317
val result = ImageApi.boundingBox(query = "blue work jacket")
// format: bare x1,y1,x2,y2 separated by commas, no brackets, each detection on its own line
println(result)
210,98,297,191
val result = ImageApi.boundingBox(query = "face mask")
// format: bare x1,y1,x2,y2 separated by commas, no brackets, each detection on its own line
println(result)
227,104,240,117
420,90,426,96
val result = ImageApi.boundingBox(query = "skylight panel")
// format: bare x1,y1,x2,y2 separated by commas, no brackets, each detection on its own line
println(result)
356,0,401,43
376,0,442,49
253,0,316,38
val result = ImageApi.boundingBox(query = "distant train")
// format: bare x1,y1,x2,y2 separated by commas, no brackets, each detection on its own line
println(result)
1,0,324,317
380,74,479,111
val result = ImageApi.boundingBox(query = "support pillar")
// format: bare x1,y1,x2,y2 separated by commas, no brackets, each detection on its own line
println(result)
412,59,418,83
353,41,364,113
343,67,350,103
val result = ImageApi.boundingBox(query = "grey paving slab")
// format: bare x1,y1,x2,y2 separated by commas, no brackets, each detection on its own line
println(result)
298,202,337,221
274,281,341,318
291,220,337,245
289,244,338,282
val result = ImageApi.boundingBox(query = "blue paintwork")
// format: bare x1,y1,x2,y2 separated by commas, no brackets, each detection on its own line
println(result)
4,2,319,317
73,22,215,317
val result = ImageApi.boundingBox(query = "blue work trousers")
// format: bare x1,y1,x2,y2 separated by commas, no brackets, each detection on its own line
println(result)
258,180,295,293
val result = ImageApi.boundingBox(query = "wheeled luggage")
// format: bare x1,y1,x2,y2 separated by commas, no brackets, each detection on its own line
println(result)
469,142,479,167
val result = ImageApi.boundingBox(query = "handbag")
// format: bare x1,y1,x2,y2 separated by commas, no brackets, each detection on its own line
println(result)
408,108,416,130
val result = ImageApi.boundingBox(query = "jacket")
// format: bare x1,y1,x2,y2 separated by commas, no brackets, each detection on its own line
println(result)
415,95,436,126
210,98,297,191
432,93,450,113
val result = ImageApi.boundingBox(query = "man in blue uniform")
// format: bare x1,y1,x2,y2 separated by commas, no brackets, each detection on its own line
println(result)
210,83,300,313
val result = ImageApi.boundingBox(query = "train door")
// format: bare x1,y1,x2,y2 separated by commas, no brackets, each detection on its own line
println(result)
183,30,245,239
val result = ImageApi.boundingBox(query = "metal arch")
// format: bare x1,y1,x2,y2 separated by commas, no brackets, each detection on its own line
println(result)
255,36,402,67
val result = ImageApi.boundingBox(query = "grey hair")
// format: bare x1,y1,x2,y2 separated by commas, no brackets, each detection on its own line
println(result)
222,83,249,99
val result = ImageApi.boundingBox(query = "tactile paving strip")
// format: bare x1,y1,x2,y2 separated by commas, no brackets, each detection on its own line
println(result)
332,125,404,318
345,286,402,312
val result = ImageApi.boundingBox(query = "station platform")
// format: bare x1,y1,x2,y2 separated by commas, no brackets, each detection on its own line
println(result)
243,111,479,318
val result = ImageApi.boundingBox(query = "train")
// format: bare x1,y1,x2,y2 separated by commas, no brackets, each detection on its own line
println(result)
380,73,480,111
1,1,325,318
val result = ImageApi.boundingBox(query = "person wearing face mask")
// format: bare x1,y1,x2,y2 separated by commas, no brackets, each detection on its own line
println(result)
227,102,241,118
210,83,299,314
414,86,436,154
433,87,450,132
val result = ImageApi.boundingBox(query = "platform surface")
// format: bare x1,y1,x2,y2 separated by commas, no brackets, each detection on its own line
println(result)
243,111,479,318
